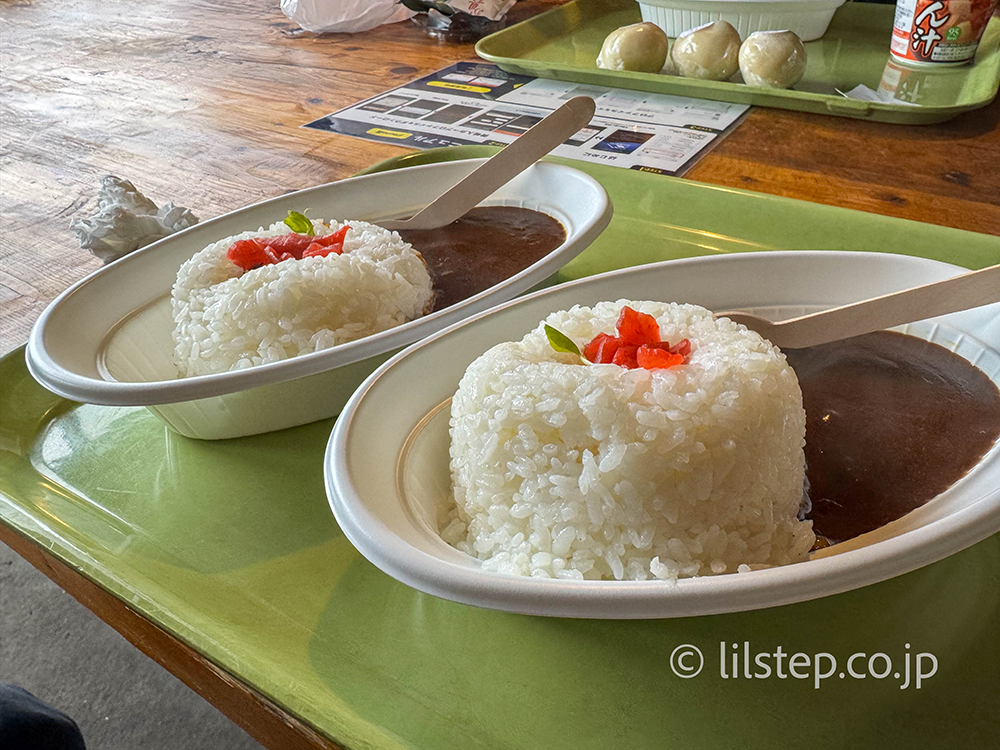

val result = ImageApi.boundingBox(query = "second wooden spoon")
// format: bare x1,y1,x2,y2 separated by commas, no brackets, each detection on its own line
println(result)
379,96,596,232
719,262,1000,349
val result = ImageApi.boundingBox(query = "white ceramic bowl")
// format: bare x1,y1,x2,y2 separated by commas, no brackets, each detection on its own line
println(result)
26,159,612,439
640,0,846,41
326,251,1000,619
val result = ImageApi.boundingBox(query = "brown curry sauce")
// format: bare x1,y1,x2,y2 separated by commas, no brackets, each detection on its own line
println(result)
785,331,1000,545
398,206,566,312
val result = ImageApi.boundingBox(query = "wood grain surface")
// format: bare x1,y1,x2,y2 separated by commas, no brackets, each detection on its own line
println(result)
2,0,999,355
1,2,999,748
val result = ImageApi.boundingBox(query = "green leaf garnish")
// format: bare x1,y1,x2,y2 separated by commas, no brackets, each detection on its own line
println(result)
283,210,315,236
545,324,583,358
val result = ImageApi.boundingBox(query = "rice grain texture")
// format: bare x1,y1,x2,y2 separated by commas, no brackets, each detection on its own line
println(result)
172,219,433,376
445,300,814,582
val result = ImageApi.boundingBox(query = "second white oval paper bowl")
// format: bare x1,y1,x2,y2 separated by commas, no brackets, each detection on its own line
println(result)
326,251,1000,619
25,159,612,439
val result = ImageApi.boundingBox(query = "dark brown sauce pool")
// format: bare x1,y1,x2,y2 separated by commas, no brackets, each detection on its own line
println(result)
785,331,1000,546
398,206,566,312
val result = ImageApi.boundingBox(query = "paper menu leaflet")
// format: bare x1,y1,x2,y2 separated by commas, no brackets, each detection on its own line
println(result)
304,62,748,176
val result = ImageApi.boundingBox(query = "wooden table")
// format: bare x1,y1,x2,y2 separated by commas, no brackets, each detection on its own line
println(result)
1,1,999,748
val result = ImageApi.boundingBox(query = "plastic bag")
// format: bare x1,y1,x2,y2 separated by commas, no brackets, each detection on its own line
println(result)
280,0,414,33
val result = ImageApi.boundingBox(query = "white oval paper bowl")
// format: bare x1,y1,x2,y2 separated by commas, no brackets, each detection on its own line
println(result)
25,159,612,439
326,251,1000,619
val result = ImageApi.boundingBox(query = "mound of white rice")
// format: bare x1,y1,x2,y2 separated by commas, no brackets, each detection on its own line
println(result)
444,300,814,582
171,219,433,376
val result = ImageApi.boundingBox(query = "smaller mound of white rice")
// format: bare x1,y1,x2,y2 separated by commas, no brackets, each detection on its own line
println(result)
171,219,433,376
444,300,814,582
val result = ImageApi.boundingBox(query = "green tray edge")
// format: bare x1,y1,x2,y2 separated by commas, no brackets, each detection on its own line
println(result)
475,0,1000,125
0,347,394,750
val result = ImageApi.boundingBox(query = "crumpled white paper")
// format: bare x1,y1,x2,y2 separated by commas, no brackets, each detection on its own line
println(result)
280,0,413,33
70,176,199,264
837,85,919,108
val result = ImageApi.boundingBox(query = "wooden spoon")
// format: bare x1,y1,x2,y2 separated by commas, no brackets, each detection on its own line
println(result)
718,263,1000,349
379,96,596,231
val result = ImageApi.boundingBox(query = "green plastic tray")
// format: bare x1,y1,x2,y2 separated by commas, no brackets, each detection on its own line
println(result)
2,150,999,750
476,0,1000,124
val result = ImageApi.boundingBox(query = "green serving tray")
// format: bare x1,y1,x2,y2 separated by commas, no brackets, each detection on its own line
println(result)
476,0,1000,124
2,149,999,750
